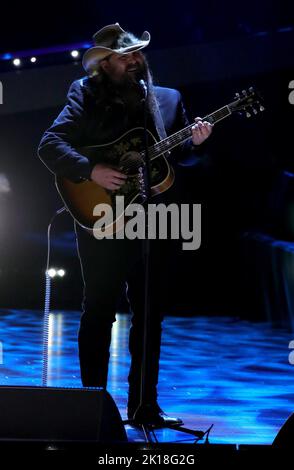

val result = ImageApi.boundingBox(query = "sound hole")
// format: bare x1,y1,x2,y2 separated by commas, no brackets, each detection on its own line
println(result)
119,152,144,176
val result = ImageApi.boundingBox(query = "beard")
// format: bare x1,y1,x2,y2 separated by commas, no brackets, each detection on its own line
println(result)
108,59,148,93
102,61,149,117
89,55,156,116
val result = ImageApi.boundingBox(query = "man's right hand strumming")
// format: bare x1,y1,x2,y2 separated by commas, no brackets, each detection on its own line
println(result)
90,163,127,190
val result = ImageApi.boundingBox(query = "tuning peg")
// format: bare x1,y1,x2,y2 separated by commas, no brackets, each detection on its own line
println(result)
259,104,265,112
249,86,254,93
242,90,247,96
234,92,240,99
246,111,251,118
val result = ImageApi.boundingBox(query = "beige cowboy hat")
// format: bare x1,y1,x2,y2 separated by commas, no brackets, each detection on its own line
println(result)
82,23,151,76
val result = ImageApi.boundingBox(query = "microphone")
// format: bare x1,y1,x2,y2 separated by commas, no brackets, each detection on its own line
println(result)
139,79,148,99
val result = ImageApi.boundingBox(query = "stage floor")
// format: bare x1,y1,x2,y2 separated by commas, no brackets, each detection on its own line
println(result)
0,309,293,445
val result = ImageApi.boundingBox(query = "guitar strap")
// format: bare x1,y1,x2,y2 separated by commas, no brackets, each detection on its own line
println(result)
150,91,168,142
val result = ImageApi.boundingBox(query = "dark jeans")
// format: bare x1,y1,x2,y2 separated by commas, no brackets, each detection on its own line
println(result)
75,223,169,407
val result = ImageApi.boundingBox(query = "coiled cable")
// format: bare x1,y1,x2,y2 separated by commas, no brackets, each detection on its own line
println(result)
42,207,66,387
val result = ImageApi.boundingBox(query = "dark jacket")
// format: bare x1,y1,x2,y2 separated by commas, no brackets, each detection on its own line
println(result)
38,78,199,183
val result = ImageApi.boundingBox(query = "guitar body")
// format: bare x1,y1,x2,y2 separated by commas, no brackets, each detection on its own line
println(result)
55,128,175,233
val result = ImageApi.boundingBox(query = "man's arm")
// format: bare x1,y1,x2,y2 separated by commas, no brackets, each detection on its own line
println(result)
38,80,93,183
175,91,212,166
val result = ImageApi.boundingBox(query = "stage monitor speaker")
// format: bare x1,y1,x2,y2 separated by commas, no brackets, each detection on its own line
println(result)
272,413,294,447
0,386,127,443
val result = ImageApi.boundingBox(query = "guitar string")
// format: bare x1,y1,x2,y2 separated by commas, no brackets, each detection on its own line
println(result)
114,98,252,174
119,121,209,174
149,106,230,156
117,103,246,175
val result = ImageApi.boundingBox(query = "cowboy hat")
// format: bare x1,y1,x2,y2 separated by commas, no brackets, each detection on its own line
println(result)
82,23,151,76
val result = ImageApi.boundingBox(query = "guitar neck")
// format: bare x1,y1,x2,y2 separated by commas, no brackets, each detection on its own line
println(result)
148,104,232,160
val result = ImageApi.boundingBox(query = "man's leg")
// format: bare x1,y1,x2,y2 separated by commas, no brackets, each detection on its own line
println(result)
75,225,140,388
126,259,164,410
126,239,183,425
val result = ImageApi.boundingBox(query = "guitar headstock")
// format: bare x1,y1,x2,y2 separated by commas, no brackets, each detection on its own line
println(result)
230,87,265,118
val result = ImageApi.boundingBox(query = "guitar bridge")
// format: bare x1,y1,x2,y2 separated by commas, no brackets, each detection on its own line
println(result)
138,166,147,200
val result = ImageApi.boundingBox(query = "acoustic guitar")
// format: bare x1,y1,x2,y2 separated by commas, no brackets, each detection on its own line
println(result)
55,87,264,234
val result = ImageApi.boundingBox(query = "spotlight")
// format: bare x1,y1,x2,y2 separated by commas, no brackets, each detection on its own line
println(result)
47,268,66,278
30,57,37,63
70,50,80,58
13,58,21,67
47,268,57,278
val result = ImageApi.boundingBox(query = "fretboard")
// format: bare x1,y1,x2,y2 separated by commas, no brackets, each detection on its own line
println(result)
146,104,232,161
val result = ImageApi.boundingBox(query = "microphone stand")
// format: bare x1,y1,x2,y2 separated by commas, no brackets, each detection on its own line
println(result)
129,78,154,441
123,79,208,444
123,78,168,442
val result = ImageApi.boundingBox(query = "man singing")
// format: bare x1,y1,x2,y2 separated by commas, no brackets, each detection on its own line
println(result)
38,23,212,426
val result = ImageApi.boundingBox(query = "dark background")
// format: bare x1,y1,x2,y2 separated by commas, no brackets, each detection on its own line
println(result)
0,0,292,53
0,0,293,320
